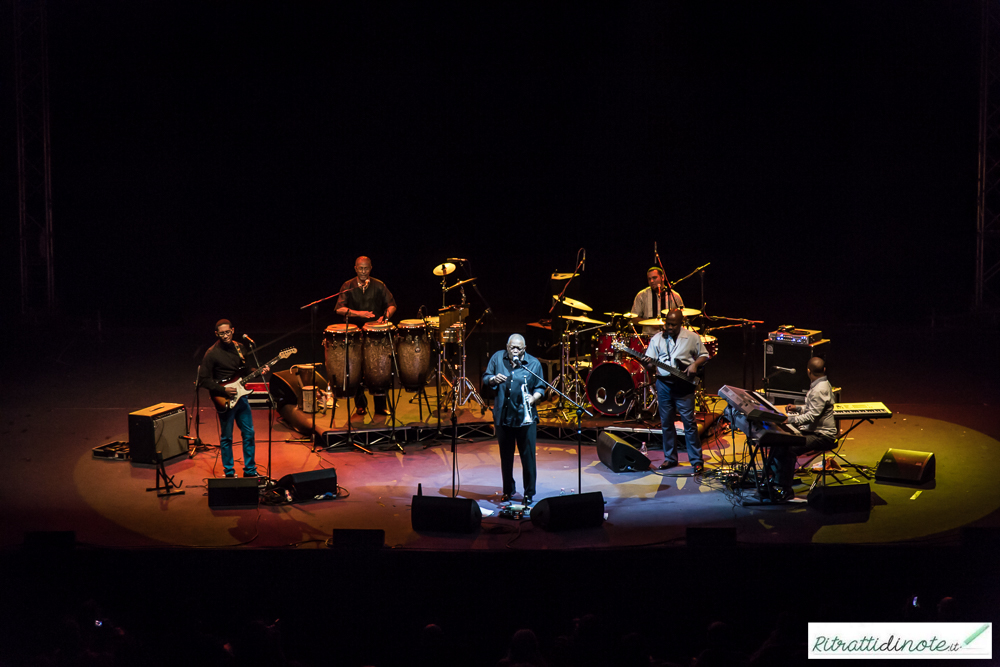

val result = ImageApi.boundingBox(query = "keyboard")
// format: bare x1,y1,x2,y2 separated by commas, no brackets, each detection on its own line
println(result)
834,402,891,420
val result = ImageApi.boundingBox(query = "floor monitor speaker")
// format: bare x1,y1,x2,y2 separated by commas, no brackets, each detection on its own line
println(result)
411,496,482,533
530,492,605,531
207,478,259,509
128,403,188,464
275,469,339,501
807,483,871,514
596,432,651,472
874,448,935,484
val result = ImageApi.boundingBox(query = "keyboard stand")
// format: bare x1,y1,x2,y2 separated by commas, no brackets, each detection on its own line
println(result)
809,418,875,489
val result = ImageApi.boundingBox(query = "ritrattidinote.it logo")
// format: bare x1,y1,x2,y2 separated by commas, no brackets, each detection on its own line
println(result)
808,622,991,660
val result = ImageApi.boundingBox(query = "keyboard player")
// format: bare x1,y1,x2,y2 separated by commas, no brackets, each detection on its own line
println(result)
771,356,838,500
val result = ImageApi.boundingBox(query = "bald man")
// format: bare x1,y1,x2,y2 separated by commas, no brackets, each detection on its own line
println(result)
769,356,837,500
335,255,397,415
483,334,545,504
644,308,710,473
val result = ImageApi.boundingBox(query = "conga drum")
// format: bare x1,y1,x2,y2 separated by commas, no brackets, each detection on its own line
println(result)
362,322,396,394
396,319,431,391
324,324,363,397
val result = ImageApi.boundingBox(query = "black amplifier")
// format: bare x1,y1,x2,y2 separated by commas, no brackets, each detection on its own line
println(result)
763,339,830,393
128,403,188,464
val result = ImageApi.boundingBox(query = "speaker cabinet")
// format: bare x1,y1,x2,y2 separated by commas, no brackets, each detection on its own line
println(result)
411,496,482,533
275,469,339,501
597,432,651,472
807,483,871,514
762,339,830,393
530,492,605,531
208,477,259,509
875,448,935,484
128,403,188,464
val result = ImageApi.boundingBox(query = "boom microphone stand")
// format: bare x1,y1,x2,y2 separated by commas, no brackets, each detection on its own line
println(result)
520,364,593,494
300,287,350,451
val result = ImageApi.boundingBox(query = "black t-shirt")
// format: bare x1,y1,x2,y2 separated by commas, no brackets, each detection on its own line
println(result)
334,277,396,327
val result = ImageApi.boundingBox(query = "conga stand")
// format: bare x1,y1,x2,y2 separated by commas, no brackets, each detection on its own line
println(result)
339,310,371,455
384,333,405,454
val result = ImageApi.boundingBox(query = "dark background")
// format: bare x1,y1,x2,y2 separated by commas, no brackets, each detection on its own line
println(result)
2,1,982,336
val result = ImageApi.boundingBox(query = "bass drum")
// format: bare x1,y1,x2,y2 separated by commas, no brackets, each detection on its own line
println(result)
586,360,647,416
396,319,431,391
324,323,364,397
362,322,396,394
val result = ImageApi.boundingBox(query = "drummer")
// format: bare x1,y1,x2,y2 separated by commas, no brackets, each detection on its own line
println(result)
335,255,397,416
630,266,684,335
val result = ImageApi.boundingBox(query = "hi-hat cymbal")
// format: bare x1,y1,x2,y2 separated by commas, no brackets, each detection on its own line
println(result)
604,311,637,318
660,307,702,318
553,294,592,312
433,262,456,276
561,314,606,325
638,318,666,327
551,272,579,280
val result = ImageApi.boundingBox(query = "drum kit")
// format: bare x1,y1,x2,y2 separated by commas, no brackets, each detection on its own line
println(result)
548,300,721,421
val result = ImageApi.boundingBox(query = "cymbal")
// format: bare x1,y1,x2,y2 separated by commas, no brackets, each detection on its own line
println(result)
604,311,637,318
660,307,702,318
638,318,666,327
561,314,606,325
433,262,456,276
551,272,579,281
553,294,592,312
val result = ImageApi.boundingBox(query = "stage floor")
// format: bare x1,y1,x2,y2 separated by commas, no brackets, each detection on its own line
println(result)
3,323,998,552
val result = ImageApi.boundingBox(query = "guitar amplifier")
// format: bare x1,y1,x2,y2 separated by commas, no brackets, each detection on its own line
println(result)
128,403,188,464
763,339,830,393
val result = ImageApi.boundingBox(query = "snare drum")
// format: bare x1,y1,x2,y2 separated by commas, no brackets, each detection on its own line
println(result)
396,319,431,391
441,322,464,344
323,323,363,397
700,334,718,358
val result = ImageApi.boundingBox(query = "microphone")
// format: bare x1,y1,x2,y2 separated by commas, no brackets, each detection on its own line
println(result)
446,258,467,263
242,334,256,346
772,366,796,374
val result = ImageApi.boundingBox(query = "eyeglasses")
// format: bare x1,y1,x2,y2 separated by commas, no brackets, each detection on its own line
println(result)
507,345,525,351
217,330,234,337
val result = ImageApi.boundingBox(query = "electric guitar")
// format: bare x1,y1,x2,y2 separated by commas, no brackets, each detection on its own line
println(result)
611,341,700,388
212,347,297,413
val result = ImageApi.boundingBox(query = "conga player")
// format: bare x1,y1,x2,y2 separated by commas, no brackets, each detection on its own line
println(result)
335,256,397,415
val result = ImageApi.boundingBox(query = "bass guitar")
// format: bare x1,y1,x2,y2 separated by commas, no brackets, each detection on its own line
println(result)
212,347,297,413
611,341,699,388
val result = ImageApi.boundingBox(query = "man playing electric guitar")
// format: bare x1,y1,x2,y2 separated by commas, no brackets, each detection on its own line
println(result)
643,309,710,473
198,319,269,478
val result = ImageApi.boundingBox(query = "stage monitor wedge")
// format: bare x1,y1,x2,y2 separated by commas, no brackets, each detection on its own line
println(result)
411,495,482,533
596,432,651,472
530,492,605,531
875,448,935,485
208,478,259,510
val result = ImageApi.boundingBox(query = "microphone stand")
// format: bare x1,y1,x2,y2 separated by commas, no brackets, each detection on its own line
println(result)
385,328,405,454
520,363,593,494
299,287,354,452
246,341,276,487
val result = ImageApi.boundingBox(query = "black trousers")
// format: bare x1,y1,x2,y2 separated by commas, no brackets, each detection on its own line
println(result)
497,422,537,497
354,390,388,413
769,433,838,487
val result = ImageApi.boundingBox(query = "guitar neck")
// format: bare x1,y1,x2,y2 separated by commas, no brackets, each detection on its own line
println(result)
615,344,694,384
238,353,284,385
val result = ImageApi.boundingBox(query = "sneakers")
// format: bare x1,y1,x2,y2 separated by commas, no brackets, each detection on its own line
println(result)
243,470,260,478
224,471,236,478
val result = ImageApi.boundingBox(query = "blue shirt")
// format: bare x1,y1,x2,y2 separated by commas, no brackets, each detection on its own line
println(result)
483,351,545,427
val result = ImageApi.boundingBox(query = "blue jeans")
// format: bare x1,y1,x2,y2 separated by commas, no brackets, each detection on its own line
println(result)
656,378,702,466
218,396,256,476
